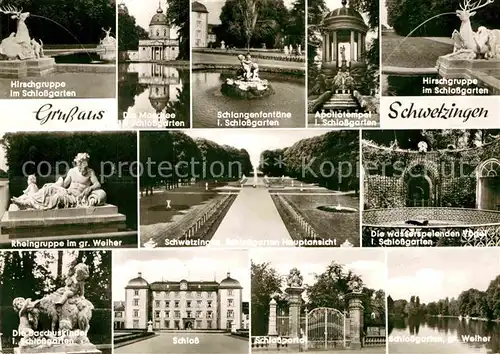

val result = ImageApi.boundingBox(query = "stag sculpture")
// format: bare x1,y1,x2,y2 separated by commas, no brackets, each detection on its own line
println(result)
0,4,35,60
445,0,499,59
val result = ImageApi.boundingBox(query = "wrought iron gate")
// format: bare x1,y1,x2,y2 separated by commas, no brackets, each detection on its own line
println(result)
306,307,346,350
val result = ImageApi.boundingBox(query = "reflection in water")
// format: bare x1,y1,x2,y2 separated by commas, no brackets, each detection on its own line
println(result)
382,75,438,96
192,71,305,128
389,315,500,353
118,63,190,128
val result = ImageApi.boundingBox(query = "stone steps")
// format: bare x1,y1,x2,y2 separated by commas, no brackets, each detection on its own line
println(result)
322,94,360,111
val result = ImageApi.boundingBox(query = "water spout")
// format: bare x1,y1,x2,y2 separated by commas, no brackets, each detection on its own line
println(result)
384,12,456,64
31,15,95,61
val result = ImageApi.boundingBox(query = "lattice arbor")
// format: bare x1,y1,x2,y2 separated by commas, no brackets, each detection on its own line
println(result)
306,307,347,350
477,159,500,211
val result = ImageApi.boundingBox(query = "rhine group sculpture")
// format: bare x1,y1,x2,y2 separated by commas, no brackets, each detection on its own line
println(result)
10,153,107,210
13,261,97,352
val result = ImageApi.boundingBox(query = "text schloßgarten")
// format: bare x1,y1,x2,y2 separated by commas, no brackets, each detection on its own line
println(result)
388,102,488,122
34,103,105,125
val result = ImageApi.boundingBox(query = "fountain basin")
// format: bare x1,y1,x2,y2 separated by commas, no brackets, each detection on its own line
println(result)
148,204,190,212
221,78,275,99
363,207,500,246
318,205,358,213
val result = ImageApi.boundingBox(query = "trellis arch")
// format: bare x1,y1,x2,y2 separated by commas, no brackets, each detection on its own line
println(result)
476,158,500,210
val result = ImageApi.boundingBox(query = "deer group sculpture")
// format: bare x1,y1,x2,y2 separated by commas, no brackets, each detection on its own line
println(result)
447,0,500,59
0,4,39,60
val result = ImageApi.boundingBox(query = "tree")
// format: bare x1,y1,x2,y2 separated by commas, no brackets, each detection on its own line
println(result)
118,11,148,52
251,261,283,335
166,0,190,60
486,275,500,319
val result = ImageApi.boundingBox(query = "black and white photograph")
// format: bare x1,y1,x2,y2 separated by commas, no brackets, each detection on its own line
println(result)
0,250,112,354
0,0,116,99
381,0,500,96
118,0,189,129
250,248,386,353
307,0,379,128
0,132,138,248
113,249,250,354
362,129,500,247
191,0,306,128
387,248,500,354
139,130,359,248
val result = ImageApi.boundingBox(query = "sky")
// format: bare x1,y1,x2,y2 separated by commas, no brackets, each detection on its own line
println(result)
201,0,296,25
380,0,388,27
113,249,250,302
388,248,500,304
122,0,178,37
184,129,333,170
251,248,387,295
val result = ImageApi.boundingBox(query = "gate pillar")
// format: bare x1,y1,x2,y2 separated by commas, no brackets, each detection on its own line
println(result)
268,298,278,336
346,291,364,350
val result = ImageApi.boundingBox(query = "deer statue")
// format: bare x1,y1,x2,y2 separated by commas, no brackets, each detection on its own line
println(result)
0,4,35,60
445,0,499,59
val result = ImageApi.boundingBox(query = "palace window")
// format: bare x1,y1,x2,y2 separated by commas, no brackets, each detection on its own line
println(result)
228,299,234,307
227,310,234,318
133,320,139,328
115,312,122,318
207,301,212,308
207,321,212,329
155,311,160,319
228,290,234,296
175,301,179,308
133,299,139,306
165,311,170,318
155,300,160,307
207,311,213,319
134,290,139,296
165,301,170,307
175,311,180,318
133,310,139,318
207,292,212,298
164,320,170,328
186,311,192,318
196,311,202,318
187,301,192,308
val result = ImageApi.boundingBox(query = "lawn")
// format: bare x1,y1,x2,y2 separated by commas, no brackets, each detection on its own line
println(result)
276,193,360,246
140,183,230,225
382,32,453,68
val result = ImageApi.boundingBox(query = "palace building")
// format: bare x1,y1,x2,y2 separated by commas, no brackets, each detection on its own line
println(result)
191,1,209,47
123,272,244,330
127,2,179,61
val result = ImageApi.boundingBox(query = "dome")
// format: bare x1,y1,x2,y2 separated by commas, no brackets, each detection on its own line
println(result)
323,0,368,33
192,1,208,13
219,272,242,289
150,3,168,26
126,272,149,288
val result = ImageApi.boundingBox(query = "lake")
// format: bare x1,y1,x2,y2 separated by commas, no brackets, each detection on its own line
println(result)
389,316,500,353
118,63,190,129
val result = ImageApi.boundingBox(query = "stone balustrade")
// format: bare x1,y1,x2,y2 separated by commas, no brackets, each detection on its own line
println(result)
181,194,237,240
363,335,386,347
274,194,318,239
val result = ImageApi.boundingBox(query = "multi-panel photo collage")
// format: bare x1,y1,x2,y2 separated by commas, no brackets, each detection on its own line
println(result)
0,0,499,353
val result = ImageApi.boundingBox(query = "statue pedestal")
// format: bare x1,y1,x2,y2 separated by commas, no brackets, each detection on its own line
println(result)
0,57,55,79
14,343,101,354
0,60,28,78
26,57,56,77
1,204,127,238
285,287,304,340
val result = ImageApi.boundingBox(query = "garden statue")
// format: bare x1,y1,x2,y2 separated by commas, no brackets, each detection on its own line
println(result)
10,153,107,210
289,44,293,56
443,0,499,59
340,45,346,62
287,268,303,288
0,5,36,60
347,275,363,293
418,141,428,153
13,262,97,350
284,45,289,56
221,54,274,99
100,27,115,45
297,44,302,56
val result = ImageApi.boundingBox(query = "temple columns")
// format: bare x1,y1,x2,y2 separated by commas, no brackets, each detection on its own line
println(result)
332,31,338,63
350,31,355,62
325,32,331,62
357,32,362,60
